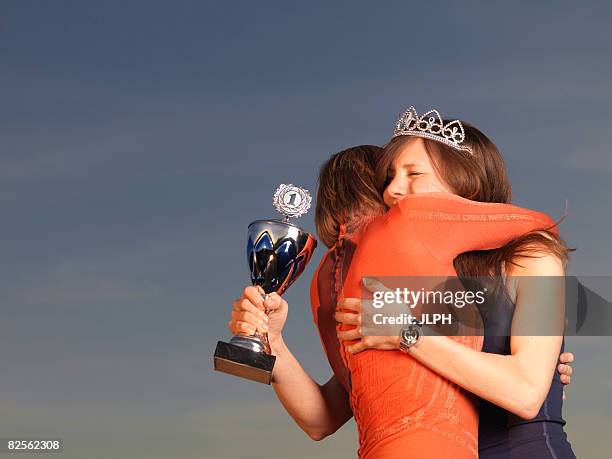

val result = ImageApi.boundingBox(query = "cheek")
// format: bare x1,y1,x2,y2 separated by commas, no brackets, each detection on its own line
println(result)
414,181,433,193
383,188,394,207
413,177,448,194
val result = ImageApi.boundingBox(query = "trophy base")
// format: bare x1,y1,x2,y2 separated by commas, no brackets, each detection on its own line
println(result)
213,340,276,385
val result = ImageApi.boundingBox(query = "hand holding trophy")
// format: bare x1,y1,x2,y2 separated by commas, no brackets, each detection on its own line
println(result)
213,184,317,384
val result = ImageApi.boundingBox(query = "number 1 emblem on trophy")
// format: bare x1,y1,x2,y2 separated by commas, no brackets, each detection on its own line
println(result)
213,184,318,384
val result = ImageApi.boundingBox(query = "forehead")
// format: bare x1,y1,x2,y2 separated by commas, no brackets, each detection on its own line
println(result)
393,137,430,166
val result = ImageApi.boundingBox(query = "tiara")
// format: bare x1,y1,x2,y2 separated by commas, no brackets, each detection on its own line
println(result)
392,106,473,155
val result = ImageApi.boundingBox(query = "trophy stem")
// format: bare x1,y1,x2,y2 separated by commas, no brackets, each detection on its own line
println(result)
214,322,275,384
229,293,272,354
229,330,272,354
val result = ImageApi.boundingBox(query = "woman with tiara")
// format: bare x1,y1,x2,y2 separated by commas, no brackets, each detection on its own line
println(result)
334,108,575,458
228,108,575,457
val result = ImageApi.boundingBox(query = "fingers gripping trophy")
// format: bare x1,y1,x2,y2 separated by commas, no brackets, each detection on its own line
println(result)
213,184,317,384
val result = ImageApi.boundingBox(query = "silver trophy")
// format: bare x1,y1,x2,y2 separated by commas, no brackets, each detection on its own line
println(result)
214,184,317,384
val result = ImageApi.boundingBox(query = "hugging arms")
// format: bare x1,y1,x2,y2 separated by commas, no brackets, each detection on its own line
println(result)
226,108,576,457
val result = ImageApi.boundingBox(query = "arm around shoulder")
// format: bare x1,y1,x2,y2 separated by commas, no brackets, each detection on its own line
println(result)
401,243,567,419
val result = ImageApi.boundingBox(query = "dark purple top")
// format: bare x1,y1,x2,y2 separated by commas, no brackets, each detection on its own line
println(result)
478,285,576,458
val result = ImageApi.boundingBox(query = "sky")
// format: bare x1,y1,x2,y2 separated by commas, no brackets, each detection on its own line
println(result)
1,1,611,458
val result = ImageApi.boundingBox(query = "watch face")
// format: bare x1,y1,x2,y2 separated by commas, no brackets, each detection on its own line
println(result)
401,325,420,346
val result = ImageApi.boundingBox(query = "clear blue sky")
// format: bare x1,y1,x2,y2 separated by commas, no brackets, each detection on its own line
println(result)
1,1,611,457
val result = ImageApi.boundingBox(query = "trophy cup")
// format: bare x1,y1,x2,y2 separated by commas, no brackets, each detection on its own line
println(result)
213,184,318,384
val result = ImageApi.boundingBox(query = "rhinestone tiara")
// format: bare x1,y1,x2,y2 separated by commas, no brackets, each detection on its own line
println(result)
392,106,473,155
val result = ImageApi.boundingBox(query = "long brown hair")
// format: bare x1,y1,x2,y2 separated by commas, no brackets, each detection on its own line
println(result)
375,123,573,276
315,145,386,248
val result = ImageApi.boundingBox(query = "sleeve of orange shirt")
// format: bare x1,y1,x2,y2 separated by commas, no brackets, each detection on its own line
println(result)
396,192,558,265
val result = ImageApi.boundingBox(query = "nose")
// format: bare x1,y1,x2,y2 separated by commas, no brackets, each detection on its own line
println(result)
386,178,408,203
389,187,406,199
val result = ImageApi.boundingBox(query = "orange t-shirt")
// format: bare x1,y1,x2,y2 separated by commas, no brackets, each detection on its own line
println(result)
310,192,556,458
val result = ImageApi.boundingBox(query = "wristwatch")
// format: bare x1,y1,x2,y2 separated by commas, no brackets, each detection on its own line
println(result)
398,323,422,353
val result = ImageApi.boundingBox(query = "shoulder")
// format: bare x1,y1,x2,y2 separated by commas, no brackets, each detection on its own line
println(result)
505,232,565,277
502,232,565,303
310,248,334,291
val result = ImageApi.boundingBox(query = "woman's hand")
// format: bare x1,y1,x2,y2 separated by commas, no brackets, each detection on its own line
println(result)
335,297,400,354
228,285,288,343
336,295,576,399
558,351,574,400
558,352,573,385
227,287,353,440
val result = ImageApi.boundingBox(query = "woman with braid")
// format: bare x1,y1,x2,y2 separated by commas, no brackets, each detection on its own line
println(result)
228,108,575,458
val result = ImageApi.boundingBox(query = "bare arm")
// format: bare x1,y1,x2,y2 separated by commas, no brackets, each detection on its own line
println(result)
338,249,565,419
230,287,353,440
269,336,352,440
395,251,564,419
